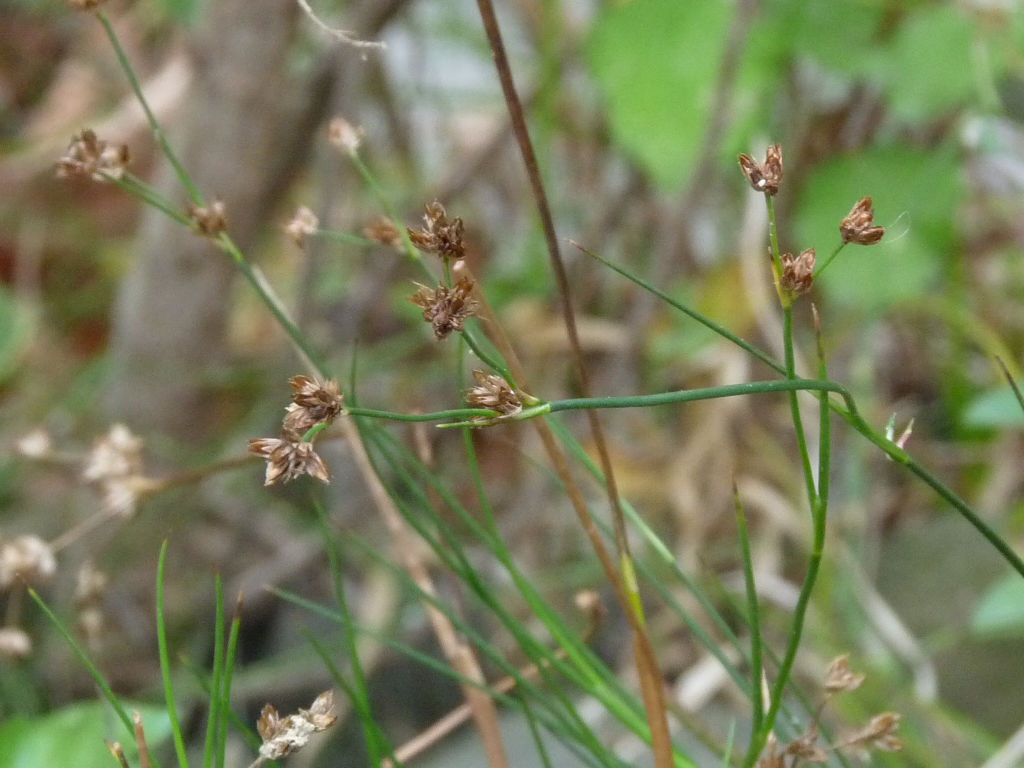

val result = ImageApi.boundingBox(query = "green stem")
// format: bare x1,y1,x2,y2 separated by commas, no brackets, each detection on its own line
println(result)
156,541,189,768
735,490,763,768
97,12,202,204
782,307,818,507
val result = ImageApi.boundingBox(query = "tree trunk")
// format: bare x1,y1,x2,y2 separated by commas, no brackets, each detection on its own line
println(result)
105,0,299,447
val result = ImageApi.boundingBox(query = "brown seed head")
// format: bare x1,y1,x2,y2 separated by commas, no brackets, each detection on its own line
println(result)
779,247,816,296
840,196,884,245
824,654,865,694
187,200,228,237
408,201,466,261
738,144,783,196
56,129,129,181
466,370,522,418
843,712,902,755
363,215,403,250
283,375,345,434
783,728,827,764
248,435,330,486
68,0,107,9
408,277,479,340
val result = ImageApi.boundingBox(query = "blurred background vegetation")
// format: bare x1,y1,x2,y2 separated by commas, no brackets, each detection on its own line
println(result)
2,0,1024,765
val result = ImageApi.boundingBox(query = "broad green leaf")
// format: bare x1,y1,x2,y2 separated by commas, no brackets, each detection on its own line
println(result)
758,0,886,75
971,574,1024,637
585,0,731,190
0,701,172,768
794,143,963,311
962,387,1024,429
0,286,36,385
884,5,977,121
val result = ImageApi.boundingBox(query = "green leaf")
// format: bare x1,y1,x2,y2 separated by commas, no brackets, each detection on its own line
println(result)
794,143,963,311
0,701,172,768
971,574,1024,637
0,286,36,385
585,0,731,189
884,5,977,121
759,0,886,75
962,387,1024,429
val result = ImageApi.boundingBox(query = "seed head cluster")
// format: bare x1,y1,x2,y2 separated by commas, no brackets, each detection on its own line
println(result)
249,376,345,486
840,196,885,245
465,369,523,419
738,144,783,196
257,690,337,760
56,129,129,181
408,201,466,262
409,276,479,340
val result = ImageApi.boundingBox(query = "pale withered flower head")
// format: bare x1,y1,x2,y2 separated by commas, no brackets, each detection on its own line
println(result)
187,200,228,237
56,129,129,181
284,206,319,248
0,627,32,660
257,691,337,760
328,116,363,155
466,370,522,418
0,535,57,591
779,248,815,297
408,201,466,261
249,433,330,486
283,375,345,434
840,196,884,245
738,144,783,196
408,277,478,340
81,424,156,518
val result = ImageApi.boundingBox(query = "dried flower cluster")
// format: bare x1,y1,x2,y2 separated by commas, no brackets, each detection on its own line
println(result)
362,215,403,250
409,277,479,340
68,0,107,9
0,534,58,660
187,200,228,237
74,560,110,651
778,248,816,297
840,196,885,245
756,655,901,766
328,116,363,155
82,424,158,518
256,690,337,760
408,201,466,262
284,206,319,247
738,144,783,196
465,370,523,420
56,129,129,181
249,376,345,486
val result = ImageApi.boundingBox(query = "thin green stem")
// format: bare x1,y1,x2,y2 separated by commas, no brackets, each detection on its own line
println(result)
782,307,818,507
813,242,845,278
97,12,201,204
156,541,189,768
216,598,242,768
202,574,225,768
735,488,763,768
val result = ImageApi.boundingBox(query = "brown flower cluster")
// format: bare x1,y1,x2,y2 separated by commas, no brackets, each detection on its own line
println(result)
363,215,403,250
778,247,815,297
409,276,479,340
67,0,107,11
408,201,466,261
738,144,783,196
840,196,885,245
756,655,901,766
56,129,129,181
466,370,523,420
248,376,345,486
257,690,337,760
0,534,57,660
187,200,228,237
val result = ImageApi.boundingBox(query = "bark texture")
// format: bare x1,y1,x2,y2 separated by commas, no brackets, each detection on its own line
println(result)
106,0,300,446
